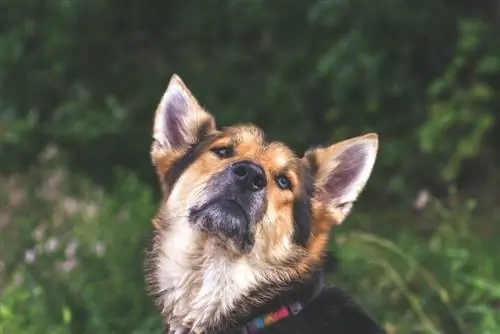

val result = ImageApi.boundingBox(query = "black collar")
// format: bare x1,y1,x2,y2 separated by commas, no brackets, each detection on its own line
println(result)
237,296,312,333
235,270,325,334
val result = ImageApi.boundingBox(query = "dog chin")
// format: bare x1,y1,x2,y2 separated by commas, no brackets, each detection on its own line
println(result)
189,200,255,253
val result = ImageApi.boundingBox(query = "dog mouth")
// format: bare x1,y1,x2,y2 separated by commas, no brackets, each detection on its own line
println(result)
190,199,250,228
189,198,254,252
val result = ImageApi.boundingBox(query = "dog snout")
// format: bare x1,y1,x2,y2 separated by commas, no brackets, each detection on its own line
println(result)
231,160,267,191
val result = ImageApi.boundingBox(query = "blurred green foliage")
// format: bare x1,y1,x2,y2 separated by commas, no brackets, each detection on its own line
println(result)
0,153,161,334
1,0,499,197
1,0,500,333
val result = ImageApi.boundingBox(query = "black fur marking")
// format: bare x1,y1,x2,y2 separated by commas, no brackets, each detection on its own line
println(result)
195,117,215,140
291,164,315,245
303,149,319,178
163,130,219,190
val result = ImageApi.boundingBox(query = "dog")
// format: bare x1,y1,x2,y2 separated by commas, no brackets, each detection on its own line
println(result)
145,74,386,334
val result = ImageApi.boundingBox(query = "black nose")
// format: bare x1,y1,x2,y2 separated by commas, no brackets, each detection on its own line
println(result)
231,160,267,191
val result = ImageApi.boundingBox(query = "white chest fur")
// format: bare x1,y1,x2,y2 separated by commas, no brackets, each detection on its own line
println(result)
155,223,265,332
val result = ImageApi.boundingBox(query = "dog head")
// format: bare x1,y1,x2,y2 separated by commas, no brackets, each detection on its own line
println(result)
146,74,378,332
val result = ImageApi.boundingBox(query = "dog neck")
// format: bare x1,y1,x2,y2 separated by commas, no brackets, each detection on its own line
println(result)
166,265,326,334
218,268,326,334
146,225,332,333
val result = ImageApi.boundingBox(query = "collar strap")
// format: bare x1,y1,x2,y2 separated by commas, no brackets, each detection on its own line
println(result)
239,301,305,334
238,272,325,333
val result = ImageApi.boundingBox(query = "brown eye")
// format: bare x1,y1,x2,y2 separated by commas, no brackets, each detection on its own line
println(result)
211,146,234,159
275,175,292,190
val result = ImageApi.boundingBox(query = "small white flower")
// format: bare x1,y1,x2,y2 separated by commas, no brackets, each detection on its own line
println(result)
83,202,99,220
413,189,430,210
65,239,78,258
45,237,60,253
58,259,78,273
39,144,59,162
33,224,46,241
38,169,65,201
94,242,106,257
62,197,80,216
24,249,36,263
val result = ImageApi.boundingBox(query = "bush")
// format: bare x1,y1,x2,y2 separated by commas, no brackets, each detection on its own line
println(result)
1,147,499,333
334,190,500,333
1,0,499,199
0,148,162,334
1,1,500,333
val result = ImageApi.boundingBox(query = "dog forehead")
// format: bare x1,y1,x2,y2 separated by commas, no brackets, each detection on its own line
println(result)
262,142,298,172
223,125,299,169
227,125,264,143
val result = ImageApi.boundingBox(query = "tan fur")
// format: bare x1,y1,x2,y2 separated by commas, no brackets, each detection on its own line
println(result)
151,127,311,331
148,74,379,333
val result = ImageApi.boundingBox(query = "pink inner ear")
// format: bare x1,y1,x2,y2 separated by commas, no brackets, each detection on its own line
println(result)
322,144,367,201
163,91,189,149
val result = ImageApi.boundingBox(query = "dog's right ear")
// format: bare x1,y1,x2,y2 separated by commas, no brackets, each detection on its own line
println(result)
151,74,216,165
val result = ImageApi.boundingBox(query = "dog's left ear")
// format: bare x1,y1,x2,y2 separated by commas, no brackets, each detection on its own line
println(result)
304,133,378,225
151,74,216,164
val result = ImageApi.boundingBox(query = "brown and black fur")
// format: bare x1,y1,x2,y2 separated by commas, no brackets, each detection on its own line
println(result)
144,74,386,334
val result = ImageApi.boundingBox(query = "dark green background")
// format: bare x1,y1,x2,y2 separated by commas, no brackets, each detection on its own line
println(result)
1,1,499,333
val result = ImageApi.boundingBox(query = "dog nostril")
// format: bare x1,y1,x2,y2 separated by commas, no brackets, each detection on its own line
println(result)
233,165,248,179
252,176,267,190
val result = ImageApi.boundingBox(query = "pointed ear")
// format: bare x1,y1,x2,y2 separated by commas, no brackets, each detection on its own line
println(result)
304,133,378,225
151,74,216,164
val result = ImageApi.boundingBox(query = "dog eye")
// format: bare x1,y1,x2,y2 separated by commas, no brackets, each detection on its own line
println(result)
211,146,234,159
275,175,292,190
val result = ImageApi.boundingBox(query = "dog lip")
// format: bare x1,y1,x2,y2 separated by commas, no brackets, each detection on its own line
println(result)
226,199,250,223
191,198,250,224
